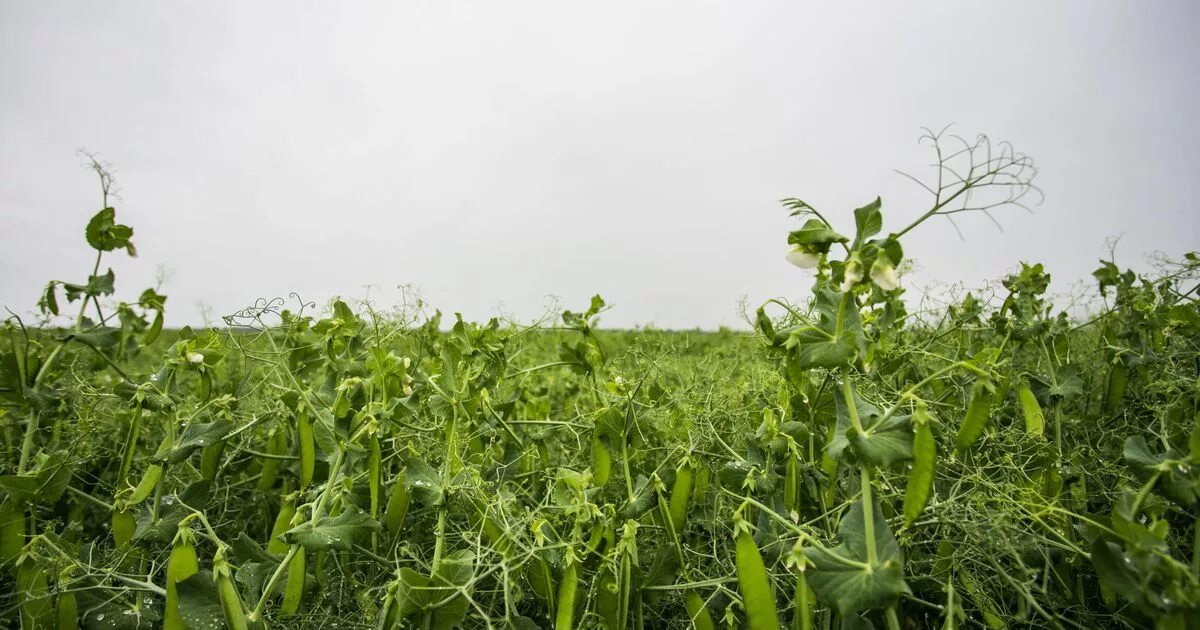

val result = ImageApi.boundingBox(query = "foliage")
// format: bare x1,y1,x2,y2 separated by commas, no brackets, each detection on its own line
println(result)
1,133,1198,629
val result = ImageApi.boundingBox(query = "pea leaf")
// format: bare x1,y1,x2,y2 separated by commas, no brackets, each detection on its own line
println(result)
785,287,865,370
282,505,380,552
85,207,135,255
164,420,233,464
807,499,909,616
174,571,225,629
848,413,913,468
852,197,883,245
403,457,444,507
788,219,849,250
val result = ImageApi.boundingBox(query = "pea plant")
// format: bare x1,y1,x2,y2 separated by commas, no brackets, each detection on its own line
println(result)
1,131,1197,630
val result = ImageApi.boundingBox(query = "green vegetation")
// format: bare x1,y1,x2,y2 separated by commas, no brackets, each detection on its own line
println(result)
2,134,1198,629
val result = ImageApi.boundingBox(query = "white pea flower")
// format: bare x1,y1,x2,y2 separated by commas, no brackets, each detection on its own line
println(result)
870,257,899,291
785,246,820,269
841,259,864,292
187,352,205,365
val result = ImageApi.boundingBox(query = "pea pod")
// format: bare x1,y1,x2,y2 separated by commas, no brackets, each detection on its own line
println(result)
791,572,812,630
112,509,135,549
555,558,578,630
595,562,621,629
904,404,935,527
954,381,993,454
1016,384,1043,437
0,499,25,567
267,496,296,555
692,466,710,502
783,448,801,514
384,471,410,535
214,547,249,630
163,530,200,630
368,433,381,519
200,440,225,483
56,586,77,630
685,591,715,630
281,547,306,616
592,435,612,486
527,557,555,617
735,529,778,630
128,464,163,504
667,462,693,534
1104,361,1127,414
256,430,285,491
298,408,315,489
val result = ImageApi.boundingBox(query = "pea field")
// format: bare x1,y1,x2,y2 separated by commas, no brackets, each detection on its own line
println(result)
2,134,1199,630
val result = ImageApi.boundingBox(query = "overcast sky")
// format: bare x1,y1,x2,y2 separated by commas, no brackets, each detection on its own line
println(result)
2,1,1197,329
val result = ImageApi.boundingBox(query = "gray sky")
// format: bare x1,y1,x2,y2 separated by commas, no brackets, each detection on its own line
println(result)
2,1,1198,329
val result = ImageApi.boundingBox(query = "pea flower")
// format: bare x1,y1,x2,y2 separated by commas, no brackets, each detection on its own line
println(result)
870,256,899,291
187,352,205,365
841,257,864,292
785,246,821,269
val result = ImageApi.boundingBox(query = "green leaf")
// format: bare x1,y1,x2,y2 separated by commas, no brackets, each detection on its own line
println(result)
164,421,232,464
174,571,225,629
788,219,848,251
85,207,135,254
403,457,445,507
828,384,879,461
852,197,883,245
282,505,380,552
785,287,865,370
849,413,913,468
806,500,908,616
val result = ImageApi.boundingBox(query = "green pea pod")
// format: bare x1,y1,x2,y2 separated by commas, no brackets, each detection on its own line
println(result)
128,465,163,504
17,558,53,628
595,563,621,629
555,559,578,630
298,409,315,490
692,467,710,502
200,440,225,483
368,434,381,519
735,530,778,630
791,572,812,630
954,382,993,454
214,548,249,630
257,430,285,492
163,531,200,630
281,547,306,616
268,497,296,555
1017,384,1043,437
783,452,800,514
904,405,936,527
56,587,77,630
592,435,612,486
112,509,135,549
384,472,410,535
0,500,25,567
1104,361,1127,414
684,591,715,630
668,463,693,535
527,557,555,617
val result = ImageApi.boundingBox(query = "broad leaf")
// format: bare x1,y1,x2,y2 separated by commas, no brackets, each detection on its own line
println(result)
282,505,380,552
807,500,909,616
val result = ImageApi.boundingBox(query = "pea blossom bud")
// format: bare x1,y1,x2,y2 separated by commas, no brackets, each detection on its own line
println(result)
188,352,205,365
785,246,821,269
